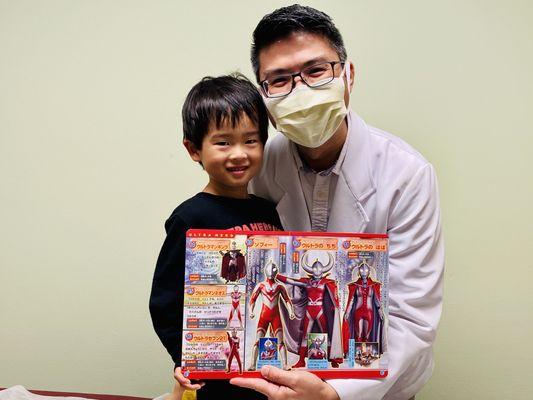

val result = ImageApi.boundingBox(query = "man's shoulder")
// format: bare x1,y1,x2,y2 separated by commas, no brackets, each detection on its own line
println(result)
365,123,429,169
263,133,292,164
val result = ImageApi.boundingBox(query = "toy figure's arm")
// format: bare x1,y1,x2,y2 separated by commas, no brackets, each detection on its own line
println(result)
276,274,306,288
344,288,354,321
279,285,295,319
249,284,262,318
373,284,383,319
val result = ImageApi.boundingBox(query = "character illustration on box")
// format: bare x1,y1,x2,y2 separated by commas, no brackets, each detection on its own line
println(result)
276,251,344,368
249,260,295,370
226,327,242,374
219,241,246,283
260,338,278,360
228,285,243,328
308,335,327,360
342,259,384,364
355,342,379,366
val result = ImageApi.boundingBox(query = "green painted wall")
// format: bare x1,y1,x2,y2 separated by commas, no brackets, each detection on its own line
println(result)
1,1,532,398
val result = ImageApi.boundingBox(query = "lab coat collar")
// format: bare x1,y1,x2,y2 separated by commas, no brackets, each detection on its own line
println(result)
273,110,375,232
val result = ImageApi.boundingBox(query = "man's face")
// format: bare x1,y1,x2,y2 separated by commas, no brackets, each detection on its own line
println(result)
258,32,352,107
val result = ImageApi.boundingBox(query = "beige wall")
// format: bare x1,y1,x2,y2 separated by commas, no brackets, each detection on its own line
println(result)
1,1,532,398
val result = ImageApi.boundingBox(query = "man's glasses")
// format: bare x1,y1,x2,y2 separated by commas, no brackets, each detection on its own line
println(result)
260,61,345,98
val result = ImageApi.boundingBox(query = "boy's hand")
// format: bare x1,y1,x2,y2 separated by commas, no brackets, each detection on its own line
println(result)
174,367,205,391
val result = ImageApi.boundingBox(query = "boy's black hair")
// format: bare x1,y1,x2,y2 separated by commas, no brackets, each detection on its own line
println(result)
182,73,268,149
251,4,347,82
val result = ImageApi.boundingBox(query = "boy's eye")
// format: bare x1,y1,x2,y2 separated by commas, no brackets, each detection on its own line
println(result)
245,139,258,144
215,141,230,146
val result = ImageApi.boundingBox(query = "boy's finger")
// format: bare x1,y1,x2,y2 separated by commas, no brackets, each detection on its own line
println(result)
183,382,204,391
173,368,191,385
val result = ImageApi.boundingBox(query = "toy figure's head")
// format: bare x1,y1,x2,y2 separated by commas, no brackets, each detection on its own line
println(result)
231,327,238,337
301,251,334,279
233,285,239,293
230,241,237,250
358,260,370,279
264,259,278,279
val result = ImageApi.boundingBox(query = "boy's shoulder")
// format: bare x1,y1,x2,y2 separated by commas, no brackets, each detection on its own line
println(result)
167,192,277,222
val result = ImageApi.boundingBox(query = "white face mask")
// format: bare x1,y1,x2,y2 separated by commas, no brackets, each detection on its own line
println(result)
263,63,351,148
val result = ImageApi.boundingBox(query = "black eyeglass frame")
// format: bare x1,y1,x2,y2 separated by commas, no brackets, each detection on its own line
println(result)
260,61,345,98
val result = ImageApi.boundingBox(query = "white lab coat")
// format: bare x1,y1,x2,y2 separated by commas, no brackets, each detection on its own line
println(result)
250,111,444,400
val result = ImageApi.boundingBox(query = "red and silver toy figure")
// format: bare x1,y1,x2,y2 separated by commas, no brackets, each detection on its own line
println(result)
220,241,246,283
228,285,243,328
277,251,344,368
342,259,384,360
226,327,242,374
249,260,295,370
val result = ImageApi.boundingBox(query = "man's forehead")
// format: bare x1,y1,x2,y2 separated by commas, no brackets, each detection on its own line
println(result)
258,32,339,78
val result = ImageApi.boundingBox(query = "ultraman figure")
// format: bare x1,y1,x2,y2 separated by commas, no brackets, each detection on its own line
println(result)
342,260,384,358
226,327,242,374
228,285,243,328
220,241,246,283
248,260,295,370
277,251,343,368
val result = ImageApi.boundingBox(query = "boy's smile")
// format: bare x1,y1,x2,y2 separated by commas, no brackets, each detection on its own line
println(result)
184,114,264,199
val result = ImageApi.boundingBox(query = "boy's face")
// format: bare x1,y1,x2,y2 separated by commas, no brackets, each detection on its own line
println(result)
185,114,263,197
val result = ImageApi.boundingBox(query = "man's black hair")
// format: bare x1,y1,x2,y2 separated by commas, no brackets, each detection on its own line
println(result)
251,4,347,82
182,73,269,149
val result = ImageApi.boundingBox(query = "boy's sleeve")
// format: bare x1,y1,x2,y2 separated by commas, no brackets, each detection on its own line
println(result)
149,213,188,368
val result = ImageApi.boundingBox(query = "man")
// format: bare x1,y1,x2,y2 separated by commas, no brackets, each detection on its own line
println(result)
231,4,444,400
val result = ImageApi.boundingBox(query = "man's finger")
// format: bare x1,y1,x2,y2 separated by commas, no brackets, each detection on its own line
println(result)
230,377,279,398
260,365,298,387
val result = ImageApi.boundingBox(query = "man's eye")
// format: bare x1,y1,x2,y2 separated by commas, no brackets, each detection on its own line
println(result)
269,76,291,87
305,66,329,77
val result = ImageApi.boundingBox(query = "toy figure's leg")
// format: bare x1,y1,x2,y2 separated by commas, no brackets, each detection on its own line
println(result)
292,313,313,368
272,314,289,370
227,350,234,373
248,327,266,371
228,306,235,324
363,309,374,341
237,306,243,327
236,351,243,374
355,309,364,341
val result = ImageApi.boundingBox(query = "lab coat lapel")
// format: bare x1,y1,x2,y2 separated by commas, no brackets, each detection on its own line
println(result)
273,143,312,231
328,112,376,233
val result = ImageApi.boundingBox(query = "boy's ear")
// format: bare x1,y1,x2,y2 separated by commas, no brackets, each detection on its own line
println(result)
183,139,201,162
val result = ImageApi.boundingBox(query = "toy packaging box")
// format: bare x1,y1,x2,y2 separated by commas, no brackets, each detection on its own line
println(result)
181,229,389,379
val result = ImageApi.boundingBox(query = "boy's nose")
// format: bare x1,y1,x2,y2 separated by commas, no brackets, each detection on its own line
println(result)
229,148,248,162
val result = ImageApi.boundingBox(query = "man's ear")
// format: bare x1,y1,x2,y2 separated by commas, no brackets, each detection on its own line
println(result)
349,62,355,91
183,139,201,162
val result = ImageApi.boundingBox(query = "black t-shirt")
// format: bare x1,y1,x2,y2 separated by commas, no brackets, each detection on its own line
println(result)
149,192,282,399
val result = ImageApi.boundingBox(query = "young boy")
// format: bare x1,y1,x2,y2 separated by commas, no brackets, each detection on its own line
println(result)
149,74,281,400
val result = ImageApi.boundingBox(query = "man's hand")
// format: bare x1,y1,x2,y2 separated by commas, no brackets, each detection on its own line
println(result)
230,365,340,400
174,367,205,391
